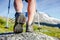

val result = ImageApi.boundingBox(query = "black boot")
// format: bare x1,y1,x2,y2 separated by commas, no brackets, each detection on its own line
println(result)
26,22,33,32
14,12,26,33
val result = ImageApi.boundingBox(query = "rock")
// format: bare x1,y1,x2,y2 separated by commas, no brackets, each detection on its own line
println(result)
0,32,59,40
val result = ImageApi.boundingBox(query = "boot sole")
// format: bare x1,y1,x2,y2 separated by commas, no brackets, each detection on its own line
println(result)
14,14,26,33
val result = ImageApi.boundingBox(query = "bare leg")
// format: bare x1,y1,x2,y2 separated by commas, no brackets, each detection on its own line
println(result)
26,0,36,32
28,0,36,25
14,0,23,12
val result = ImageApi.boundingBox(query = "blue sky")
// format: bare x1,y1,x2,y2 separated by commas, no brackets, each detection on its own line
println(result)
0,0,60,19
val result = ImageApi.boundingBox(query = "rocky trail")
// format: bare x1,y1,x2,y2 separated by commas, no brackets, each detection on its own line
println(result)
0,32,59,40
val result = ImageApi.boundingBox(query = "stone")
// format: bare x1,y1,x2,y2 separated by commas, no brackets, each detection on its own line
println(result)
0,32,59,40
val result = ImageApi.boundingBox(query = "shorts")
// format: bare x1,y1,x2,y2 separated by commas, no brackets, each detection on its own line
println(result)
22,0,28,2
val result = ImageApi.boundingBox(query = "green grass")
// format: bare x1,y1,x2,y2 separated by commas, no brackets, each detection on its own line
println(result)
33,25,60,38
0,16,60,38
0,17,14,33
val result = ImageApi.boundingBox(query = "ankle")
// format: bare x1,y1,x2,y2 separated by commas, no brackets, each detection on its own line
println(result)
26,22,33,26
15,12,23,18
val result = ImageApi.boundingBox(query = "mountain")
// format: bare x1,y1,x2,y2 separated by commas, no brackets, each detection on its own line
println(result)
34,12,60,24
33,11,60,28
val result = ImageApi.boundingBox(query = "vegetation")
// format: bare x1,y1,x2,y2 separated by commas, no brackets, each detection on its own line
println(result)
33,25,60,38
0,17,14,33
0,16,60,38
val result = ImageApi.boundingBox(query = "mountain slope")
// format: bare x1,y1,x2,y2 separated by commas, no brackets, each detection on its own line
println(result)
34,12,60,24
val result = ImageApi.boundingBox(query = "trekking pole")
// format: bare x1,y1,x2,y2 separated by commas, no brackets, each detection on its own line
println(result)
36,10,40,27
37,11,41,31
5,0,10,28
38,13,40,27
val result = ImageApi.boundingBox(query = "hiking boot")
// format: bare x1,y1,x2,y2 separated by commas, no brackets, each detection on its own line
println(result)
26,22,33,32
14,12,26,33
